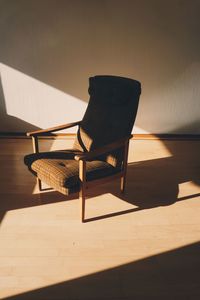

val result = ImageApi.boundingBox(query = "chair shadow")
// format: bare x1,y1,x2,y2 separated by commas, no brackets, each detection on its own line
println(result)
85,139,200,221
0,137,200,224
0,157,178,224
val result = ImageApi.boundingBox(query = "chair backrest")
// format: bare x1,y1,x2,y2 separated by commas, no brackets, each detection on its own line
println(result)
73,75,141,167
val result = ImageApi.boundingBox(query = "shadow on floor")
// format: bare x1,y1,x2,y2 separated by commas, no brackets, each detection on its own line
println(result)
0,138,200,224
87,146,200,221
3,241,200,300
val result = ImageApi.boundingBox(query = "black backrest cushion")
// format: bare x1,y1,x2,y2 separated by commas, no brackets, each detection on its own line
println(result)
74,75,141,167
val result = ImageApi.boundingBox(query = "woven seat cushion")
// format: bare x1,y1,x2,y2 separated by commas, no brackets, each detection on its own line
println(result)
24,150,118,195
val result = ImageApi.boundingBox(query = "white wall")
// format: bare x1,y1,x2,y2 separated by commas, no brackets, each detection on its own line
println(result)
0,0,200,134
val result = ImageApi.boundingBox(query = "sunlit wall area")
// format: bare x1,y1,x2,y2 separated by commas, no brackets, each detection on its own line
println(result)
0,0,200,133
0,63,87,132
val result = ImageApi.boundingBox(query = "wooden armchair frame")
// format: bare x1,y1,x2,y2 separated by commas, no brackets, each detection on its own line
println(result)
27,121,132,222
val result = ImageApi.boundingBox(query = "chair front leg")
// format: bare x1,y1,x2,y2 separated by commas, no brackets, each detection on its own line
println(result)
32,136,42,191
79,159,86,222
36,177,42,191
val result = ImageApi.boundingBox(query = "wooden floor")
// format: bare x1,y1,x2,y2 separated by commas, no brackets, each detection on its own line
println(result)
0,137,200,299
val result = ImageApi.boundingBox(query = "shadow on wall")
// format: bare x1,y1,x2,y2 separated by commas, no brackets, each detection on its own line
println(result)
0,0,200,133
3,241,200,299
1,0,200,91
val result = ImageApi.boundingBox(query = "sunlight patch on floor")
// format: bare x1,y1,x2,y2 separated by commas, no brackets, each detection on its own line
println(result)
177,181,200,203
128,139,172,162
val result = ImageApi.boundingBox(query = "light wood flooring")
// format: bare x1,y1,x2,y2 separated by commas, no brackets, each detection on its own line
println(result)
0,137,200,299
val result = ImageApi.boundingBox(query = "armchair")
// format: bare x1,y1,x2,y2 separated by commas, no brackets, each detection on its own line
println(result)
24,75,141,222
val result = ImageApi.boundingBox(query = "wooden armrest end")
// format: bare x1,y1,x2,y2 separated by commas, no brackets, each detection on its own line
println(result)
27,121,81,137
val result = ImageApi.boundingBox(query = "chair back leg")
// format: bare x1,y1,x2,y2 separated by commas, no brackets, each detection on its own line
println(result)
120,140,129,193
79,160,86,222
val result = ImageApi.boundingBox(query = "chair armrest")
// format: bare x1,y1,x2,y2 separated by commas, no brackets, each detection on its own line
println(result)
27,121,81,136
75,135,133,161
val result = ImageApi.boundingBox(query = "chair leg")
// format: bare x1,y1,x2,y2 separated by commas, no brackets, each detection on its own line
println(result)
79,187,86,222
120,140,129,193
37,177,42,191
120,174,126,193
32,136,42,192
79,159,86,222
